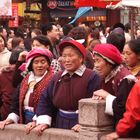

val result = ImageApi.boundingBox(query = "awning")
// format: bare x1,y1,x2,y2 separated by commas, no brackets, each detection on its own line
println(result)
119,0,140,8
106,0,140,9
50,9,106,18
74,0,120,8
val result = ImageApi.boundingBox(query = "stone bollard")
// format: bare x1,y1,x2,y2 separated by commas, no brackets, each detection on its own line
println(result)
78,98,114,140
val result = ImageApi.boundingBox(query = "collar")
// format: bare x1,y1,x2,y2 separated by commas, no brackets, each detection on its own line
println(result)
28,70,48,84
104,64,123,83
61,65,86,77
1,48,11,54
129,65,140,76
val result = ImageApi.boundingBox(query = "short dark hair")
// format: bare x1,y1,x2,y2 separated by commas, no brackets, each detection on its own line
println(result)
41,22,55,35
9,46,25,64
32,35,51,47
0,34,6,47
31,28,42,36
127,39,140,55
113,22,125,31
107,32,125,53
62,24,73,36
67,26,88,47
12,37,24,49
124,23,131,33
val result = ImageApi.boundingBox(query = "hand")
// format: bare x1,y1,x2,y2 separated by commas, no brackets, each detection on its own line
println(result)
105,132,119,140
18,51,28,61
92,95,103,100
0,119,14,130
71,124,81,132
58,56,64,63
34,124,49,136
92,89,109,100
25,121,36,134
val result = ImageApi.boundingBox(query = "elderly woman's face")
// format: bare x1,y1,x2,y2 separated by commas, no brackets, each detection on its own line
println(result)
62,46,83,73
94,55,113,79
32,56,49,76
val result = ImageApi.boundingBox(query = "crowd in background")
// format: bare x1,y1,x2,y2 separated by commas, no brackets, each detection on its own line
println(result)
0,21,140,139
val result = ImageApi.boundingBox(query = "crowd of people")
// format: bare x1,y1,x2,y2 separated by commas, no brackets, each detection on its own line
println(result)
0,22,140,139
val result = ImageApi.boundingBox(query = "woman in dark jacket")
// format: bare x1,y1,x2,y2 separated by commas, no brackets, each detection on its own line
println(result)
0,46,24,120
92,44,136,126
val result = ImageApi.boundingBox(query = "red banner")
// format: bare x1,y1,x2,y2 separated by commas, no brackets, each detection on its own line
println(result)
74,0,120,8
9,4,18,27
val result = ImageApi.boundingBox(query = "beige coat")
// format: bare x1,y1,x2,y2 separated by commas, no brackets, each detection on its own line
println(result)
0,48,11,70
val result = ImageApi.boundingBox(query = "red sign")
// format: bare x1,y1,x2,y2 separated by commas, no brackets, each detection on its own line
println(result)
47,0,57,9
74,0,120,8
9,4,18,27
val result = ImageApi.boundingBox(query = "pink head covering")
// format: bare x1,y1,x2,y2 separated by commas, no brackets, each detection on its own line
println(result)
26,48,53,70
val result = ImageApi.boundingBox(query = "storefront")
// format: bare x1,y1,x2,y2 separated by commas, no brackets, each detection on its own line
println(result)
74,0,121,26
4,0,121,28
47,0,120,26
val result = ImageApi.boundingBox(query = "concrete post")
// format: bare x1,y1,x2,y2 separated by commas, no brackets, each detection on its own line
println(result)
78,98,114,140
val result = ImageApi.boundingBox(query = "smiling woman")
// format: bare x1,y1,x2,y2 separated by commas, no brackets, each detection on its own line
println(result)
0,48,53,129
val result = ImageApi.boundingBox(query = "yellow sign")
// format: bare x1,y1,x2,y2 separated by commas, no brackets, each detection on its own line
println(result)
18,2,26,17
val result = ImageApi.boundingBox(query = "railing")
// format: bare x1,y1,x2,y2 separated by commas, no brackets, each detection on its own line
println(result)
0,99,138,140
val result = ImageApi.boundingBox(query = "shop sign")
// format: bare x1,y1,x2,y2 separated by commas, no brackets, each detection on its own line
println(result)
47,0,75,9
57,0,75,7
47,0,57,9
9,4,18,27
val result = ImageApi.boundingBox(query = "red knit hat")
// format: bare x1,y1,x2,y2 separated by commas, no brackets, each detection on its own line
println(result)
93,44,122,64
26,48,53,70
58,40,86,58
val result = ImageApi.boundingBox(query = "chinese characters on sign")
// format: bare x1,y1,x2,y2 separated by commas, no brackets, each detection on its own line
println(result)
9,4,19,27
